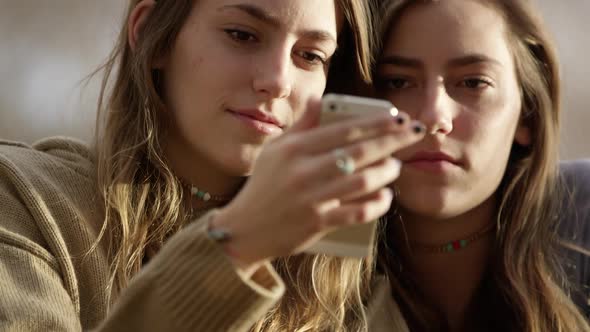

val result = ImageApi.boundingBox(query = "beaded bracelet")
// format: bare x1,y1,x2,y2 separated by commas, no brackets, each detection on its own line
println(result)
207,227,231,243
205,211,232,243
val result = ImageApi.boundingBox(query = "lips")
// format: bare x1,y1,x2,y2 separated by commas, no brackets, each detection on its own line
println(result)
406,151,459,164
228,108,284,128
404,151,461,173
227,108,285,135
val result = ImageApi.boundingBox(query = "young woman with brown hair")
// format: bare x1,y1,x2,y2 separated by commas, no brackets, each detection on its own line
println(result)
0,0,426,331
372,0,590,331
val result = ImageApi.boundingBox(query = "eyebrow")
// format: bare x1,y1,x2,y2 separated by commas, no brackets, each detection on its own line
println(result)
219,4,282,28
218,3,337,45
378,54,503,69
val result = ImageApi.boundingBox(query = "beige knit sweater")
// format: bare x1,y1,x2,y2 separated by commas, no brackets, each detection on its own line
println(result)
0,137,404,332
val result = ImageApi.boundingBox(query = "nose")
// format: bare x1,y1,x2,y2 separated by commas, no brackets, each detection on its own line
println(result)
252,47,293,100
418,79,454,136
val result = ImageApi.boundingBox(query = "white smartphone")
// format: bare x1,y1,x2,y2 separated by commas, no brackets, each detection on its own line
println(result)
319,94,398,126
305,94,396,258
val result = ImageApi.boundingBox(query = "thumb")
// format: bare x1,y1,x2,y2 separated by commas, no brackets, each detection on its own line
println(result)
287,96,322,134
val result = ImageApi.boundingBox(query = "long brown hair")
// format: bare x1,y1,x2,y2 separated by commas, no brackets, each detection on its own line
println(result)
375,1,590,331
92,0,378,330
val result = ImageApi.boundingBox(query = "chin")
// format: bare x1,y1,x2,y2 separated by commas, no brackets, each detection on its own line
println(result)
400,203,466,220
221,148,261,176
395,185,463,219
219,157,254,176
398,197,453,219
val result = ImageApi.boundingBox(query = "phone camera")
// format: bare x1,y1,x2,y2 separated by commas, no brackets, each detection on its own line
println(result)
329,104,337,112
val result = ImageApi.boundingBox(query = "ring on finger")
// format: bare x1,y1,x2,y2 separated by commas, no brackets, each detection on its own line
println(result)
332,148,356,175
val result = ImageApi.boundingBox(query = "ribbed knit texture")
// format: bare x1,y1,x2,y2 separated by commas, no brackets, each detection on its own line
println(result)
0,137,285,331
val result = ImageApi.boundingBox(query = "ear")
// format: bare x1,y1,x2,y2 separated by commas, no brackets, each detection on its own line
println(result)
128,0,157,52
514,121,532,146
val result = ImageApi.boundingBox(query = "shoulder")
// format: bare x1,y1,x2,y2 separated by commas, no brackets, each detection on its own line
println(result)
558,159,590,239
0,136,101,253
0,138,110,325
560,159,590,194
557,160,590,315
0,136,95,179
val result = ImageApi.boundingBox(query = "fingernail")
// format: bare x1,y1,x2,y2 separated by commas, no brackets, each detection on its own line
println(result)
383,187,394,201
411,121,426,134
391,158,402,176
394,114,407,125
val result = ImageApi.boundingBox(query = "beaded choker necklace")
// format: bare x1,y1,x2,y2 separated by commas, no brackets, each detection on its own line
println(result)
410,223,496,254
178,178,233,203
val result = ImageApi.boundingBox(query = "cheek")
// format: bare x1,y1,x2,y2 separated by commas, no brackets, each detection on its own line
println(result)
457,110,521,176
482,92,522,140
455,83,522,138
306,67,328,92
291,72,328,118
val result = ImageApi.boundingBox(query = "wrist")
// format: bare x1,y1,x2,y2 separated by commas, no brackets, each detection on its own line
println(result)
208,207,267,275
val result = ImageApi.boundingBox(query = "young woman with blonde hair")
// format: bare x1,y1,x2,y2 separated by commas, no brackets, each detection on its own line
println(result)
0,0,426,331
372,0,590,331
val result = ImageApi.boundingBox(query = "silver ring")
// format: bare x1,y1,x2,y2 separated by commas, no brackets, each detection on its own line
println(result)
332,148,355,175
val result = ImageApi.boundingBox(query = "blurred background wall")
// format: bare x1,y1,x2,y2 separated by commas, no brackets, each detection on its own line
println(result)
0,0,588,159
0,0,123,144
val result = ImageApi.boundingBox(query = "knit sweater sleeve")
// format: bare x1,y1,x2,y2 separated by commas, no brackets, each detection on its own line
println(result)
0,138,285,331
98,216,285,331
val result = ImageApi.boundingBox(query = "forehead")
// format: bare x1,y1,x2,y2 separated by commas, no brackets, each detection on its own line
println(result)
198,0,340,34
383,0,513,67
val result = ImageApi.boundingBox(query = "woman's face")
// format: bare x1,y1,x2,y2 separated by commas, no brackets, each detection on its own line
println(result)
376,0,530,219
159,0,340,176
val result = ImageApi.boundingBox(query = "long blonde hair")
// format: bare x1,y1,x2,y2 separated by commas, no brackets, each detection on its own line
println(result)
93,0,378,330
376,1,590,331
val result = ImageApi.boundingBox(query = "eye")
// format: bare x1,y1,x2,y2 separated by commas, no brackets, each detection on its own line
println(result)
459,78,492,89
296,50,327,66
390,78,411,89
378,77,413,90
224,29,258,43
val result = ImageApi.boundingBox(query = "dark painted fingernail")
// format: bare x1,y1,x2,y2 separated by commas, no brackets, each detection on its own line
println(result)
394,113,408,126
411,121,426,134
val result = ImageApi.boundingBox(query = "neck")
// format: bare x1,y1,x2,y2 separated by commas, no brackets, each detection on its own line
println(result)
395,195,496,247
164,134,244,210
392,196,497,331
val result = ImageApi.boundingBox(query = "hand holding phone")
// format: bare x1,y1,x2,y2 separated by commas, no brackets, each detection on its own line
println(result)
214,93,424,268
305,94,398,258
